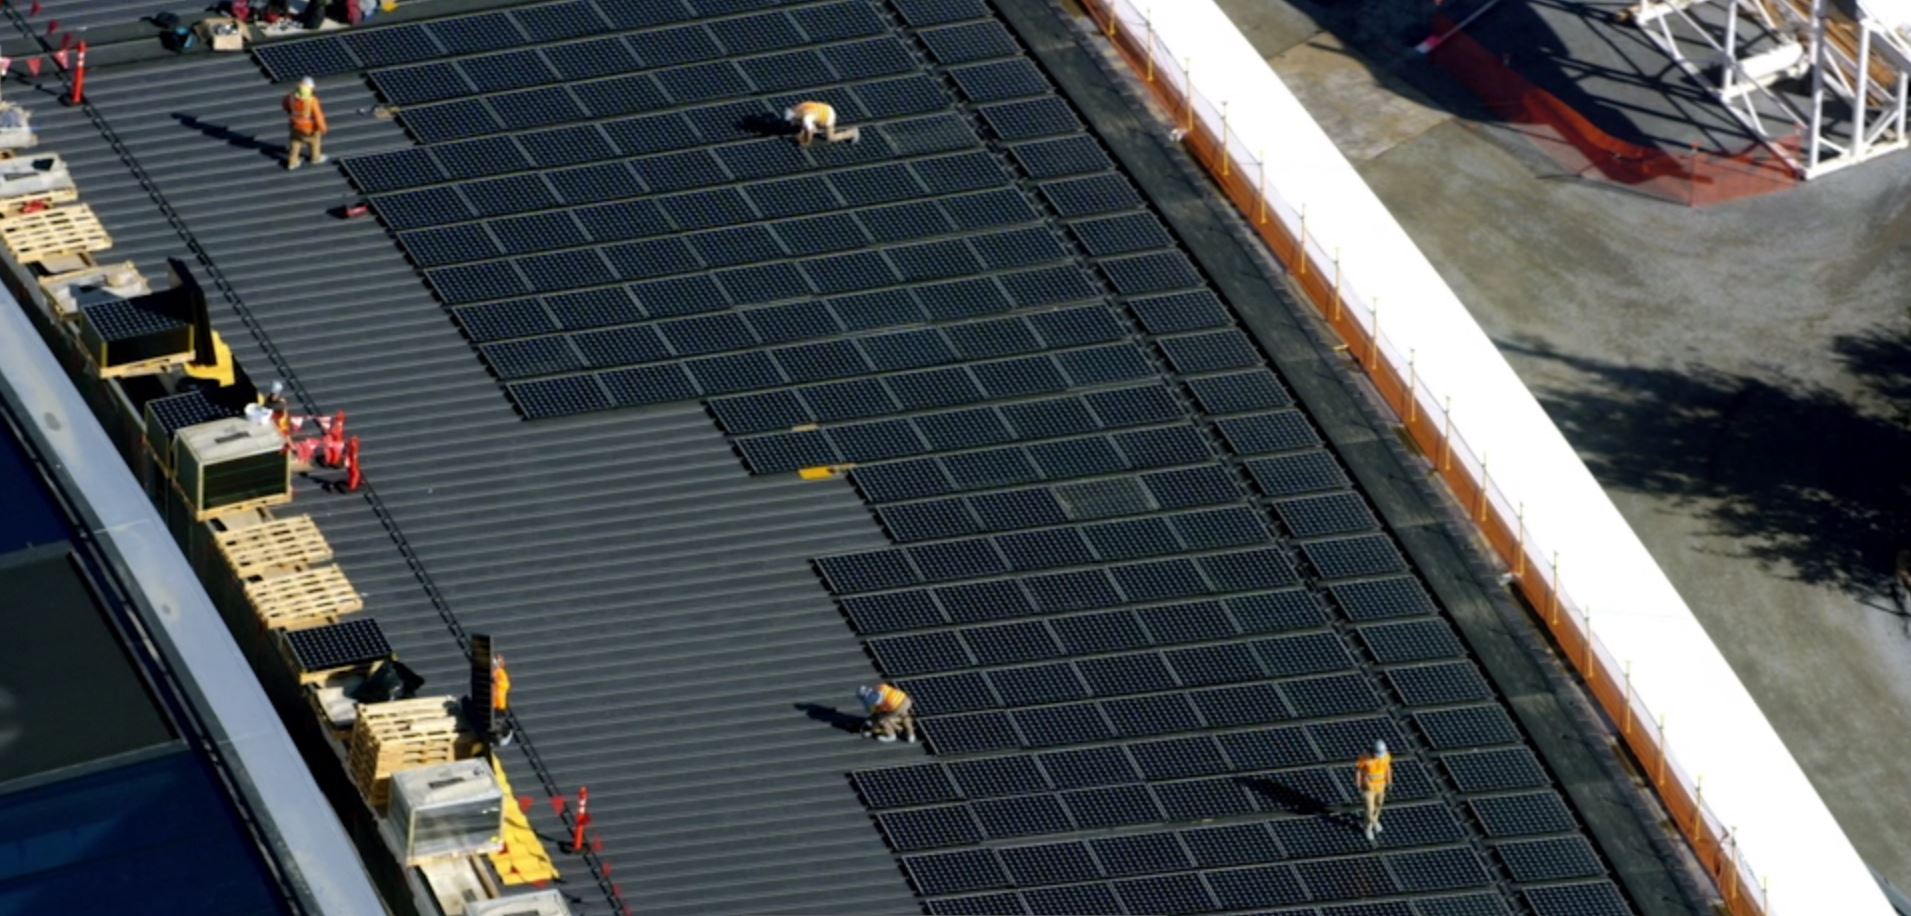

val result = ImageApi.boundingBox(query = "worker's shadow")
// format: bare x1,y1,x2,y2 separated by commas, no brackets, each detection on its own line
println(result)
1237,776,1332,816
794,702,865,734
171,112,282,161
740,112,797,139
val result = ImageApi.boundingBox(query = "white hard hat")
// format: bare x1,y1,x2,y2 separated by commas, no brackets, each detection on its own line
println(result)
299,76,316,89
1374,739,1388,756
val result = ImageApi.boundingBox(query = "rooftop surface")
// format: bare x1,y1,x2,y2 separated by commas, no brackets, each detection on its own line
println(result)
1211,0,1911,897
5,0,1704,913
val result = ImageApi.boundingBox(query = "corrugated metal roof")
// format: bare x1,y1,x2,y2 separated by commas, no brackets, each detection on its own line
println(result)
4,1,1695,914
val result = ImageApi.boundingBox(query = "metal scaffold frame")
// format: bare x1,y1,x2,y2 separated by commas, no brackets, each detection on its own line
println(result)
1628,0,1911,177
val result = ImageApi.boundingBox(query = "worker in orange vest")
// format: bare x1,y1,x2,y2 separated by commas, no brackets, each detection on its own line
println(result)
858,683,915,743
1356,740,1392,841
283,76,329,170
492,653,515,747
784,100,860,147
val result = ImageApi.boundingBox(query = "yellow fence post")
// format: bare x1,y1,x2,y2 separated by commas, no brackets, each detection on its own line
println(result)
1474,455,1489,521
1297,204,1308,276
1513,503,1526,577
1439,396,1453,471
1548,552,1560,627
1220,101,1231,176
1105,3,1117,37
1656,713,1668,788
1255,151,1267,225
1622,660,1633,735
1725,827,1739,902
1582,609,1593,685
1330,248,1342,323
1364,298,1379,370
1693,774,1705,838
1405,349,1417,424
1145,9,1155,83
1182,58,1194,135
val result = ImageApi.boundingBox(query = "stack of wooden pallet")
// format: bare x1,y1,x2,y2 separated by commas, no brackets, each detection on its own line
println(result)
214,512,366,631
349,696,471,811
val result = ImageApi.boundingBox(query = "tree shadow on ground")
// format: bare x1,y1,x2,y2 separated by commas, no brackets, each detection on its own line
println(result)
1501,330,1911,603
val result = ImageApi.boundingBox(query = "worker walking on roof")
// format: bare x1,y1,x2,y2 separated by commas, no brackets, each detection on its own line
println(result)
785,100,859,147
283,76,329,170
859,683,915,743
1356,740,1392,841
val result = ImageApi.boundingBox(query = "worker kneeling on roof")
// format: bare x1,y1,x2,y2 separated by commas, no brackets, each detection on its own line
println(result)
858,682,915,744
785,100,860,147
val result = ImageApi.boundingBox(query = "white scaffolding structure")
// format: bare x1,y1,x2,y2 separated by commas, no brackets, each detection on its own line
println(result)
1627,0,1911,177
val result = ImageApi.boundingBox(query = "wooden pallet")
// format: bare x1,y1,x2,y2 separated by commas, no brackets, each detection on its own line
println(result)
350,697,469,809
216,514,333,579
0,186,77,217
245,564,362,631
0,204,110,265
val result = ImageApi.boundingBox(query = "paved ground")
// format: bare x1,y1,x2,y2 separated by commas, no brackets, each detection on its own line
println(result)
1210,0,1911,896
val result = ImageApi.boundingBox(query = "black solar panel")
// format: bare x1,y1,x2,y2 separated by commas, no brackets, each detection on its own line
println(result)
1101,694,1201,738
974,793,1073,838
936,579,1037,623
1281,674,1381,718
924,712,1023,754
1083,517,1182,561
915,407,1014,451
256,38,358,83
988,663,1088,706
1228,591,1327,634
853,764,962,809
947,755,1048,798
904,671,999,715
1062,784,1160,828
1246,451,1351,497
427,11,525,55
1113,874,1215,915
1129,737,1229,780
841,590,945,634
1291,862,1402,908
906,848,1009,895
870,630,972,676
927,892,1024,915
883,805,984,851
920,20,1019,64
602,363,700,406
1049,610,1149,655
1359,619,1465,664
1522,882,1631,916
1075,652,1176,696
818,549,920,594
1470,792,1578,837
994,842,1097,887
1416,705,1522,750
1135,601,1234,644
509,374,611,419
283,619,391,673
1442,747,1550,794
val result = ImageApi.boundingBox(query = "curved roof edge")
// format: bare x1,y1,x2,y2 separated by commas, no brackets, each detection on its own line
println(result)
1128,0,1896,911
0,293,386,916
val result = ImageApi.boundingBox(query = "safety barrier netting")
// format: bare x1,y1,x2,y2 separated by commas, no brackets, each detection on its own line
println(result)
1427,18,1798,206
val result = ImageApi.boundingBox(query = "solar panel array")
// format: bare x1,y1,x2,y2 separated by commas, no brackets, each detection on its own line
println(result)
303,0,1639,911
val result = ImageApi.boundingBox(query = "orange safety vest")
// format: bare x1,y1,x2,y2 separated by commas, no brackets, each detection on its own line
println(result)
1356,753,1391,791
871,683,908,715
492,664,512,712
284,93,327,136
791,100,835,129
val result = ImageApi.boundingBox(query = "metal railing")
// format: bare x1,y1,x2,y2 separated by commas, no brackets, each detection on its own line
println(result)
1075,2,1764,911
